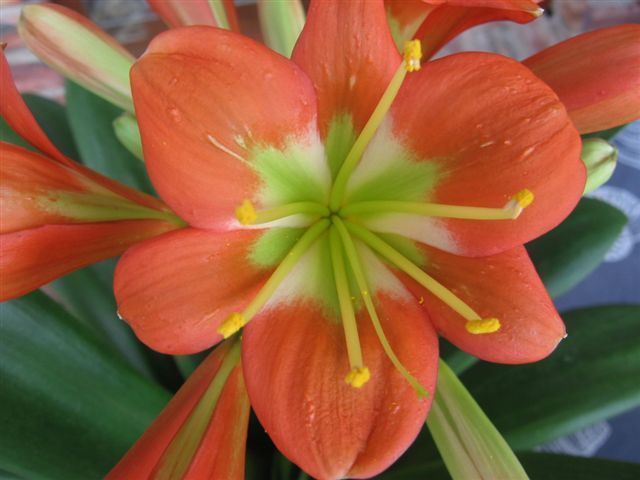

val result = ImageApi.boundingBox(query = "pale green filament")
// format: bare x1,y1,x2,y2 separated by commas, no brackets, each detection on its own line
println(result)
344,220,482,322
333,217,428,398
218,219,330,338
329,64,409,211
329,227,368,384
254,201,330,225
341,200,522,220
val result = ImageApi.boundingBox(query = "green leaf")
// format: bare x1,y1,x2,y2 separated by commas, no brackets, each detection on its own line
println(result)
526,198,627,298
0,291,170,480
65,80,153,192
380,453,640,480
426,361,528,480
461,305,640,450
23,94,80,160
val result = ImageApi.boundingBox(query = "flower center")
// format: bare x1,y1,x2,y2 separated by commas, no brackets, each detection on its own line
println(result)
219,40,534,395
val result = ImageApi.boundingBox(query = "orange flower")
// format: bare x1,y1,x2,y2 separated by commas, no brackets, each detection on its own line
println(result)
109,1,599,476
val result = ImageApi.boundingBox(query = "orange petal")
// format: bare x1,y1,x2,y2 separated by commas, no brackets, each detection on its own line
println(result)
131,27,319,229
524,24,640,134
243,294,438,479
114,228,271,354
401,245,565,364
292,0,400,146
0,220,176,301
1,49,68,165
385,0,541,58
107,342,249,480
355,52,583,256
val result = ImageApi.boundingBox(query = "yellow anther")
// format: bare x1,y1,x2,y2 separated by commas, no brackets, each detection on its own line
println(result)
345,367,371,388
465,318,501,335
512,189,534,209
217,312,246,339
235,199,256,225
403,40,422,72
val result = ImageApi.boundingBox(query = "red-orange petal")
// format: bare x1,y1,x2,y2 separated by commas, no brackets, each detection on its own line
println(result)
524,24,640,134
292,0,400,142
1,49,68,165
243,294,438,479
385,0,541,59
0,220,177,301
131,27,318,229
401,245,565,364
114,228,271,354
107,342,250,480
359,52,583,256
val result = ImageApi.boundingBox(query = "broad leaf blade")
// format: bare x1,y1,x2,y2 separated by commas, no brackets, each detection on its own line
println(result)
0,291,170,480
461,305,640,450
527,198,627,298
380,452,640,480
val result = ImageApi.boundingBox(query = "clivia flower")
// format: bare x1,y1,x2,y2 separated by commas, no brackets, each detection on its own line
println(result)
105,1,601,477
2,0,639,478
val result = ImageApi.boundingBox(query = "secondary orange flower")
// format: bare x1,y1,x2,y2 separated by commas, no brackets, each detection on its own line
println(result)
0,50,182,301
112,1,587,477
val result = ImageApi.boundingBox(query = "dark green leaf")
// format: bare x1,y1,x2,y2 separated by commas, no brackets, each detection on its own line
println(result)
0,115,31,150
527,198,627,298
65,80,153,192
0,291,170,480
23,94,79,160
380,452,640,480
461,305,640,450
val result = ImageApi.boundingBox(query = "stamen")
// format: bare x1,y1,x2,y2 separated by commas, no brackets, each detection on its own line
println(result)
344,220,501,335
328,41,423,212
216,219,330,338
340,191,534,221
345,367,371,388
218,313,247,339
235,199,330,226
235,199,257,225
329,227,369,388
465,318,501,334
333,217,429,397
403,40,422,72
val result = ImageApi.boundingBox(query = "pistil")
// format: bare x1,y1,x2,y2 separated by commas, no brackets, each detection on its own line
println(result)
340,189,534,220
329,40,423,211
218,219,330,338
329,227,370,388
333,217,428,397
235,199,330,226
345,220,501,335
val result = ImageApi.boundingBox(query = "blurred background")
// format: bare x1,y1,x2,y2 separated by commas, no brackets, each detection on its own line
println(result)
2,0,639,467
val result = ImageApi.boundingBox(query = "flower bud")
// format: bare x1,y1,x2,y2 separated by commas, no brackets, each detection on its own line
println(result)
581,138,618,194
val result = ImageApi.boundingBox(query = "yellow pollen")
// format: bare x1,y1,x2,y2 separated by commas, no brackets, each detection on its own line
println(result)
403,39,422,72
465,318,501,335
217,312,246,339
345,367,371,388
235,199,256,225
512,189,534,209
